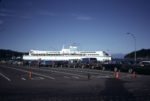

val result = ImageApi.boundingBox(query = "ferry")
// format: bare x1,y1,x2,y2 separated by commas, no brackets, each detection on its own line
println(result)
23,45,111,62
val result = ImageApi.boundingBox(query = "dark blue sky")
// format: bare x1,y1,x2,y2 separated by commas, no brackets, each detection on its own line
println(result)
0,0,150,54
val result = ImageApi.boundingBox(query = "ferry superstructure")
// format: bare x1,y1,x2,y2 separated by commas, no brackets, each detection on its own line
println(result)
23,46,111,62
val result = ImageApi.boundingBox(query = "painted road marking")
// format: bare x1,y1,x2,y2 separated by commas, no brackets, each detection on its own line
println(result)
0,72,11,82
21,77,26,80
96,75,111,78
38,77,45,80
64,76,70,79
32,68,86,78
31,77,45,80
21,77,44,80
3,66,55,80
32,72,55,80
72,76,79,79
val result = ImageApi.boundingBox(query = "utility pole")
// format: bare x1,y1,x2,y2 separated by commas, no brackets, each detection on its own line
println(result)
126,32,136,64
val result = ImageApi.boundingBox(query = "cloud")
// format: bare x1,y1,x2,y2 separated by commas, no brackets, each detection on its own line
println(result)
0,9,14,13
0,20,4,24
0,12,7,16
0,20,5,32
0,9,16,17
19,15,32,19
0,12,15,17
72,14,92,21
38,10,55,16
0,13,31,19
76,16,92,20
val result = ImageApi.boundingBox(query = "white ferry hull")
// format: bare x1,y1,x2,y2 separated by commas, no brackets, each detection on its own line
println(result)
23,45,111,62
23,55,111,61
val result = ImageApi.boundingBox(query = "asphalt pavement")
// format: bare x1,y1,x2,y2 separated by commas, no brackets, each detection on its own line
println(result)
0,64,150,101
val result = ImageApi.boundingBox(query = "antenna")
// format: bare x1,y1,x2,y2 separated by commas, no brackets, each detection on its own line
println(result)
62,44,65,49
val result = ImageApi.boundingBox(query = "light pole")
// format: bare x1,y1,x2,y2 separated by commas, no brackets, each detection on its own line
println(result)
126,32,136,64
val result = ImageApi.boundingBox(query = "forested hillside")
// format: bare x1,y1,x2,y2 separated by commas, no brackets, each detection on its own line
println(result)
124,49,150,59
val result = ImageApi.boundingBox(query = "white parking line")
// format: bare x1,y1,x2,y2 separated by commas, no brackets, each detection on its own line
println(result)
96,75,110,78
3,66,55,80
21,77,26,80
0,72,11,81
64,76,70,78
32,72,55,80
35,68,86,78
72,76,79,79
38,77,45,80
31,77,45,80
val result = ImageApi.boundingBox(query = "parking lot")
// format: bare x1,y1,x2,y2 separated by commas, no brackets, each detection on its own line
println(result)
0,64,150,101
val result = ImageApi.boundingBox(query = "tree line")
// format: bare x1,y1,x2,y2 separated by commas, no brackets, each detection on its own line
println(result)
124,49,150,60
0,49,27,60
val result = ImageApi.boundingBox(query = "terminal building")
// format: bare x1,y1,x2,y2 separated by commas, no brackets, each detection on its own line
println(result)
23,45,111,62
